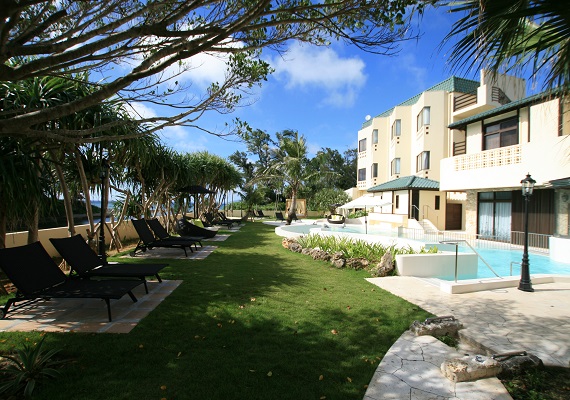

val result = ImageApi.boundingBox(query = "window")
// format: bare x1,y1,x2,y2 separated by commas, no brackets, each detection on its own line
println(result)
372,129,378,144
371,163,378,178
358,138,367,152
435,195,440,210
417,107,430,131
416,151,430,172
395,195,400,208
391,119,401,139
358,168,366,181
391,158,400,175
483,117,518,150
478,191,512,241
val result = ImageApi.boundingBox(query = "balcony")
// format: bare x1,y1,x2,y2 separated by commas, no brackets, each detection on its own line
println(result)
453,145,522,171
453,92,477,112
453,140,466,156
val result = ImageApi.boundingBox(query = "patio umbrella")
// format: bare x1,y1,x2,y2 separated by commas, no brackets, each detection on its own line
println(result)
339,195,391,233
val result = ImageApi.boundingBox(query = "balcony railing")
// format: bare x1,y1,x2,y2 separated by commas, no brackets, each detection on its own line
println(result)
453,92,477,111
453,145,522,171
492,86,511,105
453,140,466,156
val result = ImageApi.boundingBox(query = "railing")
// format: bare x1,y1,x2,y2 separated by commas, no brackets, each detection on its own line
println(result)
439,240,501,282
453,140,466,156
492,86,511,105
453,92,477,111
453,144,522,171
398,227,551,253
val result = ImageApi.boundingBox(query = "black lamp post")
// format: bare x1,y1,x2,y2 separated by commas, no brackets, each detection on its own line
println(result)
518,173,536,292
98,158,109,264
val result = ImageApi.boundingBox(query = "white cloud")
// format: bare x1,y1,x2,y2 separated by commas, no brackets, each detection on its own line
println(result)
160,125,210,153
269,43,367,107
398,53,428,89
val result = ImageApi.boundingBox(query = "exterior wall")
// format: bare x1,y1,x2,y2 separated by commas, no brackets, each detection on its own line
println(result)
555,189,570,237
393,190,409,215
410,91,449,182
4,221,137,257
441,99,570,192
464,190,478,235
357,118,389,190
389,107,412,179
419,191,446,230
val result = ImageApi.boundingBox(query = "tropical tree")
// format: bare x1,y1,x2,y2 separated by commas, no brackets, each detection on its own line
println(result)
442,0,570,92
1,0,431,142
251,130,317,224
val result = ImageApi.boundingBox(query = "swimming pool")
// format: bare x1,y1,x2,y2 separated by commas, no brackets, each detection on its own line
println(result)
276,222,570,280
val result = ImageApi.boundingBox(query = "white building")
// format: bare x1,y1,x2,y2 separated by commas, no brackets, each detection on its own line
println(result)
356,71,570,255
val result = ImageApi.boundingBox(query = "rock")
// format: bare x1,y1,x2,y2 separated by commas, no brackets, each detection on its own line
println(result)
410,316,463,337
330,251,345,261
369,252,394,277
311,249,331,262
288,243,302,253
331,258,346,268
301,248,312,255
494,352,543,378
441,355,502,382
282,238,297,249
345,257,369,270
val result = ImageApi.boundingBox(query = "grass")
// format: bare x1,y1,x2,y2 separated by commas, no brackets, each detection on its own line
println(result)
501,367,570,400
0,222,431,399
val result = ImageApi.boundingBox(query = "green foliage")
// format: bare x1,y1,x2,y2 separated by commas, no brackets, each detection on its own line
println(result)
501,366,570,400
0,337,64,398
296,234,429,264
310,188,350,213
348,210,368,218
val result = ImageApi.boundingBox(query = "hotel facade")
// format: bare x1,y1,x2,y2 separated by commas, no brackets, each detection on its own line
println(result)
356,70,570,259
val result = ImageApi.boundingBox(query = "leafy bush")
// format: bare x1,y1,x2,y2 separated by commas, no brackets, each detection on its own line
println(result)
0,337,65,398
296,234,435,264
347,210,368,218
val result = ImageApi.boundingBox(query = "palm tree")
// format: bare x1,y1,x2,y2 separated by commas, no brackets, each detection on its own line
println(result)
442,0,570,92
252,130,317,225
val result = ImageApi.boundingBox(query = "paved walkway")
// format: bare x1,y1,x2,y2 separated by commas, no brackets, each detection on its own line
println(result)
0,280,181,334
364,276,570,399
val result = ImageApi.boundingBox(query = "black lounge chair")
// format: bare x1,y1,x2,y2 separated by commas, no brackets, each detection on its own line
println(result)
0,242,143,321
175,218,218,239
202,212,236,228
131,219,198,257
50,234,167,294
256,210,268,218
275,212,285,222
147,218,203,247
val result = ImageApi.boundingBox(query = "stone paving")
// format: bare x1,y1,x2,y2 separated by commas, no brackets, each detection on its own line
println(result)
0,280,181,334
364,276,570,400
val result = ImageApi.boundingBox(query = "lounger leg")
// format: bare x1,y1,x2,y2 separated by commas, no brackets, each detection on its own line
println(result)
127,291,138,303
155,274,162,283
142,279,148,294
105,299,112,322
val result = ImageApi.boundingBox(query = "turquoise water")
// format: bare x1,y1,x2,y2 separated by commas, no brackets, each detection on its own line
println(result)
446,246,570,280
279,223,570,279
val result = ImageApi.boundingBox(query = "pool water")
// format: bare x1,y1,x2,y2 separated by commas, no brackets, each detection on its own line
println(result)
278,223,570,280
443,246,570,280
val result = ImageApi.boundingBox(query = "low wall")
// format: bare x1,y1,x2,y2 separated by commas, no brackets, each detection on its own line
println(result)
5,221,138,257
395,252,478,280
549,236,570,263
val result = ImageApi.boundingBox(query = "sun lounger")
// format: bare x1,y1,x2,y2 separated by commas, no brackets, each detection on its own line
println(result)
0,242,143,321
50,234,167,293
131,219,198,257
147,218,203,247
275,212,285,222
175,218,218,239
202,212,236,228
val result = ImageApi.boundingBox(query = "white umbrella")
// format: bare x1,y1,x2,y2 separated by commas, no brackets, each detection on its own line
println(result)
339,195,391,233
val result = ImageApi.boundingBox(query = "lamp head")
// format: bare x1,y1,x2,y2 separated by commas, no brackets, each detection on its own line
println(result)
521,173,536,197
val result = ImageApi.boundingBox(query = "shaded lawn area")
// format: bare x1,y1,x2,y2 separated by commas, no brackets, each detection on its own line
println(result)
0,222,430,400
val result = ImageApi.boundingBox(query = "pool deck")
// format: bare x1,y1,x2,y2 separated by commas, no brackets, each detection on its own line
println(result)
364,276,570,399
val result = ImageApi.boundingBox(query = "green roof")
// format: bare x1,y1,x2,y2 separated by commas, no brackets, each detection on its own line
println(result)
363,77,479,125
368,176,440,192
448,90,560,129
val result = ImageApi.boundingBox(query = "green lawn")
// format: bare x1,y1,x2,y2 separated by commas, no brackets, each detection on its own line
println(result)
0,222,430,400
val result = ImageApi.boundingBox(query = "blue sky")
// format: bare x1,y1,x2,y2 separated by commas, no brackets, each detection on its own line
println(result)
132,6,531,160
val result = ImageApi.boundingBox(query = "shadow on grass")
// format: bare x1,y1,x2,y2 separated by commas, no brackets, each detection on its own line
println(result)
2,222,430,400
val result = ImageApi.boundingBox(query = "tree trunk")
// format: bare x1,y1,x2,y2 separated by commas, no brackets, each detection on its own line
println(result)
287,188,297,225
50,150,76,237
26,206,39,244
0,202,6,249
74,148,95,244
